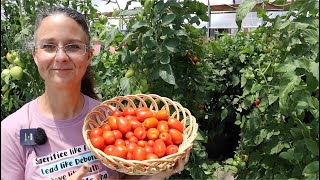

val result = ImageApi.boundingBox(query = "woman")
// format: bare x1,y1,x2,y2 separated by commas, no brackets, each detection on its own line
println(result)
1,7,190,180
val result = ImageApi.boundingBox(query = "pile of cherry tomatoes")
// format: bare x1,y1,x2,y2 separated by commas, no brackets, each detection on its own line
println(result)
89,107,184,161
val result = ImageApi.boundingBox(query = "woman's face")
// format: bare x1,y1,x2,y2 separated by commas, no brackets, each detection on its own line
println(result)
33,14,93,88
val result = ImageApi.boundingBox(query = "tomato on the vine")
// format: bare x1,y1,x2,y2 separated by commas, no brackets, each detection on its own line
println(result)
254,98,261,107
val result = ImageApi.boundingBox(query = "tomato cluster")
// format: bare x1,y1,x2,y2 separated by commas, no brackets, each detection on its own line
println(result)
89,107,184,160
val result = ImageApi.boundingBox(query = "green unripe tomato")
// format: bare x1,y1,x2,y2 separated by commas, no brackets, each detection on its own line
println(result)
1,69,10,80
125,68,135,78
6,52,14,63
144,0,154,14
13,57,25,68
9,66,23,80
136,13,143,20
232,160,239,166
99,15,107,24
239,162,246,167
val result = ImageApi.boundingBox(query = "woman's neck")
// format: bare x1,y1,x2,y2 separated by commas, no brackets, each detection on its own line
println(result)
38,88,85,120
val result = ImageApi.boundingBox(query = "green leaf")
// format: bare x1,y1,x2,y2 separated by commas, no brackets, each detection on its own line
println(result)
158,52,170,64
174,30,188,37
279,149,295,161
310,62,319,82
120,77,130,94
302,161,319,177
164,38,178,52
162,14,176,26
268,95,278,105
131,21,148,31
305,139,319,156
279,73,301,110
239,54,246,62
103,27,118,48
241,75,247,88
270,142,289,155
221,108,228,121
254,129,267,145
303,29,319,45
231,75,240,87
235,0,257,31
158,64,176,85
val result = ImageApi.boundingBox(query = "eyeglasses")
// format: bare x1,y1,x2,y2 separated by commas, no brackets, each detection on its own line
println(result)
34,43,89,57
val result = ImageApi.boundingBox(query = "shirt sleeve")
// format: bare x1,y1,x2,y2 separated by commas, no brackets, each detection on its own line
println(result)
1,117,26,180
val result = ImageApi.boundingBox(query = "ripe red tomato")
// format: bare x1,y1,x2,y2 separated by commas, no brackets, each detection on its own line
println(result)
125,131,134,140
102,130,116,145
157,121,169,133
167,117,184,132
100,124,111,131
126,142,138,153
90,136,105,150
123,107,136,116
108,116,118,130
168,129,183,145
128,136,138,143
154,109,169,121
126,152,134,160
159,132,173,146
113,130,123,140
146,128,160,141
153,139,166,158
112,110,123,117
134,127,147,140
254,98,261,107
104,145,115,155
129,119,142,131
143,117,158,129
136,109,153,122
89,127,103,138
146,153,159,160
133,147,146,160
135,107,149,114
166,145,179,156
114,139,126,146
147,140,154,147
145,145,153,154
116,116,131,135
112,145,128,159
137,140,147,147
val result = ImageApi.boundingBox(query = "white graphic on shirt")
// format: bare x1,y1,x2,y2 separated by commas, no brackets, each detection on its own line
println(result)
33,144,109,179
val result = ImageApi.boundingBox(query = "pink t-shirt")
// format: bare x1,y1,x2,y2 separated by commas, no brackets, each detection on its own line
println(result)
1,95,120,180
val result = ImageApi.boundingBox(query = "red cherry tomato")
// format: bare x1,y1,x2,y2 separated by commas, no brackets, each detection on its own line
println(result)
128,136,138,143
166,145,179,156
157,121,169,133
137,140,147,147
113,130,123,140
129,119,142,131
116,116,131,135
133,147,147,160
146,153,159,160
123,107,136,116
112,145,128,159
146,128,160,141
159,132,173,146
112,110,123,117
125,131,134,140
89,127,103,138
153,139,166,158
135,107,149,114
147,140,154,147
154,109,169,121
136,110,153,122
100,124,111,131
167,117,184,132
102,130,116,145
114,139,126,146
126,152,134,160
108,116,118,130
104,145,115,155
168,129,183,145
90,136,105,150
134,127,147,140
145,145,154,154
143,117,158,129
126,142,138,153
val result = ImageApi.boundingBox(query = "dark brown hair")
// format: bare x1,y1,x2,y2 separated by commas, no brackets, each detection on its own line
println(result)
34,7,98,100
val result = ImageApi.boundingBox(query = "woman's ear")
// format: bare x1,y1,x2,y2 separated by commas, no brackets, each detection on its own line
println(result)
87,48,94,64
32,50,39,66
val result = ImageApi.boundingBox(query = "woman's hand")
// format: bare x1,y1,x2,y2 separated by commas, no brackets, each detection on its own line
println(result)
67,163,98,180
148,147,192,180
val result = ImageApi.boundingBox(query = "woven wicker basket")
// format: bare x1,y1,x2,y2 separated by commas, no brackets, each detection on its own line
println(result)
82,94,198,175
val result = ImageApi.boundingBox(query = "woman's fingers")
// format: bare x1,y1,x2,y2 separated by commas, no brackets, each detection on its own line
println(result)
67,163,90,180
